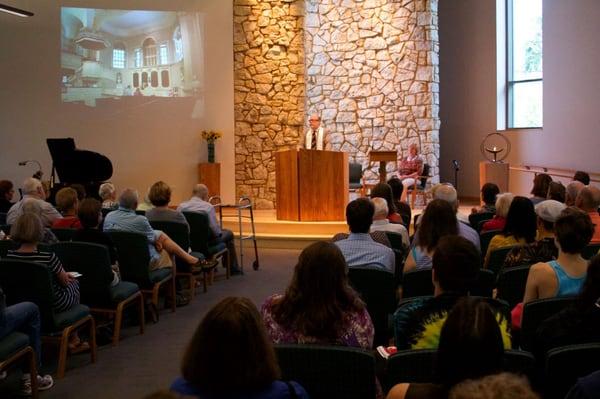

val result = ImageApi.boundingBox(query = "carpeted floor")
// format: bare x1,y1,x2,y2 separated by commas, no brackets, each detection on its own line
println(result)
1,247,301,399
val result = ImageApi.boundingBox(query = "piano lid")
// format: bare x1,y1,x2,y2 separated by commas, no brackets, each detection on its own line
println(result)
47,138,113,184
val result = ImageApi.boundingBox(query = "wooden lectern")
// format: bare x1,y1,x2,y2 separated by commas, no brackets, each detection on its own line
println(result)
479,161,509,193
275,149,349,221
369,151,397,183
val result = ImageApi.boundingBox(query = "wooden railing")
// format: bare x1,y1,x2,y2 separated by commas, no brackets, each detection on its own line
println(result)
509,164,600,183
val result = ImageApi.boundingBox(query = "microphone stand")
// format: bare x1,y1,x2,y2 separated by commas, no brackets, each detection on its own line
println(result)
452,160,460,191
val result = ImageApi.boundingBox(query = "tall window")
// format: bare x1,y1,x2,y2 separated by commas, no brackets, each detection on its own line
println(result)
112,45,125,69
143,38,157,66
134,48,142,68
159,44,168,65
507,0,542,128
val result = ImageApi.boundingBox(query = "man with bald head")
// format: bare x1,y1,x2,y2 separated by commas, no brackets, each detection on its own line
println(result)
177,184,240,273
566,180,585,206
6,177,62,226
301,113,330,150
575,186,600,244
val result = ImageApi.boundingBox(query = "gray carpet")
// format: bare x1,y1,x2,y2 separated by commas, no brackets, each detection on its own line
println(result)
2,247,300,399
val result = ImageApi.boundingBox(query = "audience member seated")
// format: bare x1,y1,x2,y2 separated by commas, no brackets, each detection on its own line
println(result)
370,183,404,224
404,200,458,272
0,286,54,394
448,373,539,399
387,176,411,228
530,173,553,205
69,183,87,201
398,143,424,203
565,369,600,399
334,198,395,273
566,181,585,207
177,184,240,273
6,177,62,226
171,297,309,399
145,181,189,229
394,236,511,350
533,255,600,361
52,187,82,229
261,241,374,349
481,193,514,233
5,213,87,352
104,188,209,272
136,190,155,212
72,198,120,286
504,200,564,268
425,184,480,249
99,182,118,210
513,208,594,329
484,196,537,268
575,186,600,244
0,180,15,213
573,170,591,186
471,183,499,215
388,298,508,399
20,199,58,245
370,198,409,249
547,181,566,203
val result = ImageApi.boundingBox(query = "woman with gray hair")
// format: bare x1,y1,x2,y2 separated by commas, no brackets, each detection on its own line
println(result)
481,193,514,233
99,182,118,210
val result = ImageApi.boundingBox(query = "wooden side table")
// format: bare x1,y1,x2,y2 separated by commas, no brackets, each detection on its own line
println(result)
198,163,220,197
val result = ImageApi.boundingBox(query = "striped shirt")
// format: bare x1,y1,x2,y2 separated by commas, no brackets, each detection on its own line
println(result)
5,250,79,312
334,233,395,273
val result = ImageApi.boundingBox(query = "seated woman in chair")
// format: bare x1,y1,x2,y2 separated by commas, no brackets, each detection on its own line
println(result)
371,183,404,225
145,181,189,229
261,241,374,349
171,297,309,398
398,143,424,203
5,213,88,352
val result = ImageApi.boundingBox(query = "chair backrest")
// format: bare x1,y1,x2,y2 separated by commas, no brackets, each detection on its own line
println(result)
402,268,434,299
496,265,531,308
51,228,77,242
51,241,114,306
384,232,407,283
582,243,600,260
135,210,146,216
149,221,190,250
0,212,6,225
480,229,502,259
545,343,600,399
347,267,397,347
0,224,11,235
0,259,57,331
469,269,496,297
0,239,17,257
419,164,430,188
349,163,362,184
468,212,494,233
182,211,210,255
106,231,152,287
487,245,519,275
521,296,577,351
275,344,376,399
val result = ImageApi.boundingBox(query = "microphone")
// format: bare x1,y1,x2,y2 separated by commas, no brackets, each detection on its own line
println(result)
18,160,43,179
18,161,27,166
452,160,460,171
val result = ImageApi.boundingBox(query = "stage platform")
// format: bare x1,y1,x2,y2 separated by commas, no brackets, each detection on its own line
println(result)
220,200,479,250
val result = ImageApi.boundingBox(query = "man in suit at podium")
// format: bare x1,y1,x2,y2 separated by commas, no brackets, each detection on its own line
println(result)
301,114,330,150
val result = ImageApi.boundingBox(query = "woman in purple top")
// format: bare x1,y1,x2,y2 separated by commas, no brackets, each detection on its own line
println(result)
171,297,308,399
261,241,374,349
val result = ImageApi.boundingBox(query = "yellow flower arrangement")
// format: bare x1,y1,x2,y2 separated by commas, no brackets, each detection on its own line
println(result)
201,130,223,143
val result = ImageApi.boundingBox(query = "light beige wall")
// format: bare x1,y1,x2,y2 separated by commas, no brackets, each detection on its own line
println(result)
439,0,600,197
0,0,235,205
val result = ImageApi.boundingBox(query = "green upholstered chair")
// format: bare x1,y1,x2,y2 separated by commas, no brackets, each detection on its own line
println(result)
401,268,434,299
50,228,77,242
496,265,531,308
52,241,144,345
106,231,175,320
582,243,600,260
521,297,576,351
0,332,38,398
149,220,207,296
470,268,496,297
348,267,397,347
384,231,407,284
545,343,600,399
480,229,502,261
0,260,96,379
486,245,520,275
182,211,228,281
468,211,494,233
275,344,376,399
0,239,17,257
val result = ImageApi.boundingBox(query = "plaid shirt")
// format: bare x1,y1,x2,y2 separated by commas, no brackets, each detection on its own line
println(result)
334,233,395,273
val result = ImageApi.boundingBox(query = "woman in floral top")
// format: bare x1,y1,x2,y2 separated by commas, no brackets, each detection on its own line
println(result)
261,241,374,349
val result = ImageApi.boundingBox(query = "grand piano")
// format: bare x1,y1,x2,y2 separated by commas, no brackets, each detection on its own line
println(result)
46,138,113,200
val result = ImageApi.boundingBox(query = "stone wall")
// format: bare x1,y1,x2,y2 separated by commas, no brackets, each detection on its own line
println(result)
233,0,305,209
234,0,439,208
305,0,440,184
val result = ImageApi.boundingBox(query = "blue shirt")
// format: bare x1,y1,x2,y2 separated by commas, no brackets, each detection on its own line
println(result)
170,378,310,399
334,233,395,273
177,197,221,237
548,260,586,297
103,207,160,261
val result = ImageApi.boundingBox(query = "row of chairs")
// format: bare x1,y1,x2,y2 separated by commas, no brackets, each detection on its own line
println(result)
274,342,600,399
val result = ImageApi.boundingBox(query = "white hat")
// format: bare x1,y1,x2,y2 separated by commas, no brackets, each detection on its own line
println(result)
535,200,567,223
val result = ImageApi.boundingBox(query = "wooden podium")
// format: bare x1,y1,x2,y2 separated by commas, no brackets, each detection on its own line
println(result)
479,161,509,193
198,163,220,197
369,150,397,183
275,149,349,221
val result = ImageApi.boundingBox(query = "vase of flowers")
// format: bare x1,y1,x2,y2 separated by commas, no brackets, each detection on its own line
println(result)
201,130,222,163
